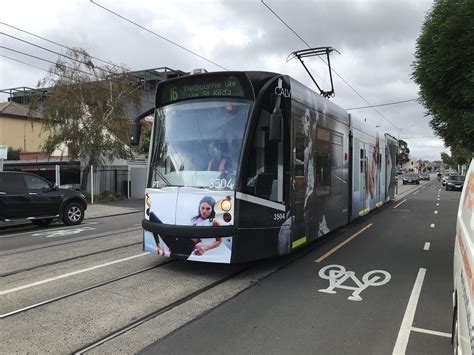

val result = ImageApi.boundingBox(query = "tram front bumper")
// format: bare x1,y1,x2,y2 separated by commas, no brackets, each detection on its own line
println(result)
142,219,235,238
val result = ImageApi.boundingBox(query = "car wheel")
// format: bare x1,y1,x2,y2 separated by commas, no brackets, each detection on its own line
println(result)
446,186,450,191
31,218,53,227
62,202,85,226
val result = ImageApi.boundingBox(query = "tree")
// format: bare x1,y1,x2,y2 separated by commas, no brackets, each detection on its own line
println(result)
32,48,143,190
7,147,21,160
398,139,410,166
412,0,474,155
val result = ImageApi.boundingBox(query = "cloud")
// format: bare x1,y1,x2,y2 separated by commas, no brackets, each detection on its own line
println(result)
0,0,445,160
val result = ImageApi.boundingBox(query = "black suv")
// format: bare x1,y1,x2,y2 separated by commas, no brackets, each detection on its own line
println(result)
0,171,87,226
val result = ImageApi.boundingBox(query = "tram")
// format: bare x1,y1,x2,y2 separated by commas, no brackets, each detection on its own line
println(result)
130,71,398,263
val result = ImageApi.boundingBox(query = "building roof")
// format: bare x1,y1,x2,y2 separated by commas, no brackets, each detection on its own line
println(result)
0,101,41,119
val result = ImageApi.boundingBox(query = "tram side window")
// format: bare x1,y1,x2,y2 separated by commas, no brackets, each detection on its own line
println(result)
316,126,331,196
331,131,344,196
245,109,283,202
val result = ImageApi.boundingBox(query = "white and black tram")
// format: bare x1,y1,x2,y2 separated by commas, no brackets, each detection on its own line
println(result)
131,71,398,263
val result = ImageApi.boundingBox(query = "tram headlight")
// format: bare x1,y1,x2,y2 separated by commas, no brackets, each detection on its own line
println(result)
220,198,232,212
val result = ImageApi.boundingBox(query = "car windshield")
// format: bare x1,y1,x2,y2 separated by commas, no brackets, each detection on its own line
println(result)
448,176,465,182
148,99,251,190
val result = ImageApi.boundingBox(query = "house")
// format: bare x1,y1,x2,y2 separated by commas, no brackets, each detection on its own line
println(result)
0,101,48,160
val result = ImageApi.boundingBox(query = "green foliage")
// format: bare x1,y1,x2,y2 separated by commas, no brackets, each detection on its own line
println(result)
412,0,474,154
7,147,21,160
441,147,470,170
81,190,125,204
31,48,144,190
398,139,410,165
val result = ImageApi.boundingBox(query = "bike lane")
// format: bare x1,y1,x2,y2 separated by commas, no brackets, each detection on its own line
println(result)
141,182,457,354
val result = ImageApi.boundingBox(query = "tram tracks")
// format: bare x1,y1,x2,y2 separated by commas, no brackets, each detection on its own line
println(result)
0,241,142,277
72,262,256,354
0,259,176,319
0,227,142,257
73,239,332,354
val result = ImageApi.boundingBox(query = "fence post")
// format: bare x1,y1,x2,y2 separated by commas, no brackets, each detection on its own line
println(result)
127,165,130,199
91,165,94,205
55,164,61,187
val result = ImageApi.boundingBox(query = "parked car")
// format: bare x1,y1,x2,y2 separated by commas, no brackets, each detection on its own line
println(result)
452,159,473,353
402,174,420,185
0,171,87,226
443,172,458,186
419,173,430,180
446,175,465,191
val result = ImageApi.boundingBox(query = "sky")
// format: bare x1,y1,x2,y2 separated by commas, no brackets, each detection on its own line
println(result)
0,0,448,161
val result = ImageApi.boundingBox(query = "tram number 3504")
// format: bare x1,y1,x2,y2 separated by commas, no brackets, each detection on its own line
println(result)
209,179,234,189
273,213,285,221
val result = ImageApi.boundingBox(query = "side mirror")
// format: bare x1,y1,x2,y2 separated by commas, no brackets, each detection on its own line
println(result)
269,111,282,143
130,122,142,146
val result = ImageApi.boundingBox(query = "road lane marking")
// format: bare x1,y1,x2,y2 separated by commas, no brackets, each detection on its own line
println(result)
392,268,426,355
430,224,435,228
436,203,439,206
318,264,391,301
0,253,149,296
434,211,438,214
437,198,440,201
0,222,99,239
393,199,407,209
133,223,141,226
315,224,373,263
438,189,441,191
413,191,419,195
411,327,451,338
424,242,430,251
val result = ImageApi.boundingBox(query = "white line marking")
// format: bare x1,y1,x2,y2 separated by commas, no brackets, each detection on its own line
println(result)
437,198,440,201
424,242,430,251
392,268,426,355
133,223,141,226
0,253,149,296
438,189,441,191
430,224,435,228
0,222,99,239
413,191,419,195
434,211,438,214
393,199,407,209
411,326,451,338
436,203,439,206
236,192,286,211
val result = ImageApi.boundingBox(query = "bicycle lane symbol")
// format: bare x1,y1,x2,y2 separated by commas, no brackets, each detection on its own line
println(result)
32,226,96,238
318,264,391,301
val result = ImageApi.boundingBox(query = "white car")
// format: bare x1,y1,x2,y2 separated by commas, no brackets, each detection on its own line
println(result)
452,159,474,353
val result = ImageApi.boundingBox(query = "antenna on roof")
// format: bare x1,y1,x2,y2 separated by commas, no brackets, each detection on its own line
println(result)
287,46,339,98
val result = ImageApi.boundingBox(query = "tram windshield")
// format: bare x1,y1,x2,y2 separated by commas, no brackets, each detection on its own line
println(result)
149,99,251,190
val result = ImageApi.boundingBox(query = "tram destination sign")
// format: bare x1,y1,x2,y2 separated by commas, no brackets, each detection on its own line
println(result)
158,74,249,106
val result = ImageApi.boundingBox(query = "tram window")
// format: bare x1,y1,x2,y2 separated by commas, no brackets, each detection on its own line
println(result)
331,132,344,196
353,138,360,192
316,126,331,197
360,149,365,173
245,109,284,202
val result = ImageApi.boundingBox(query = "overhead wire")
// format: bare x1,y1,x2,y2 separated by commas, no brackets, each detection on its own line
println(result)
0,31,156,105
260,0,401,131
345,98,418,110
0,22,128,72
0,50,155,107
89,0,229,71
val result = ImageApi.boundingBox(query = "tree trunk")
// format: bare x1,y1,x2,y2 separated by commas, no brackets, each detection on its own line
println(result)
80,162,92,191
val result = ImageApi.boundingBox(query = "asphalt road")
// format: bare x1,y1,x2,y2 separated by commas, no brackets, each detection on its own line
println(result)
0,212,143,252
0,177,462,354
141,180,458,354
